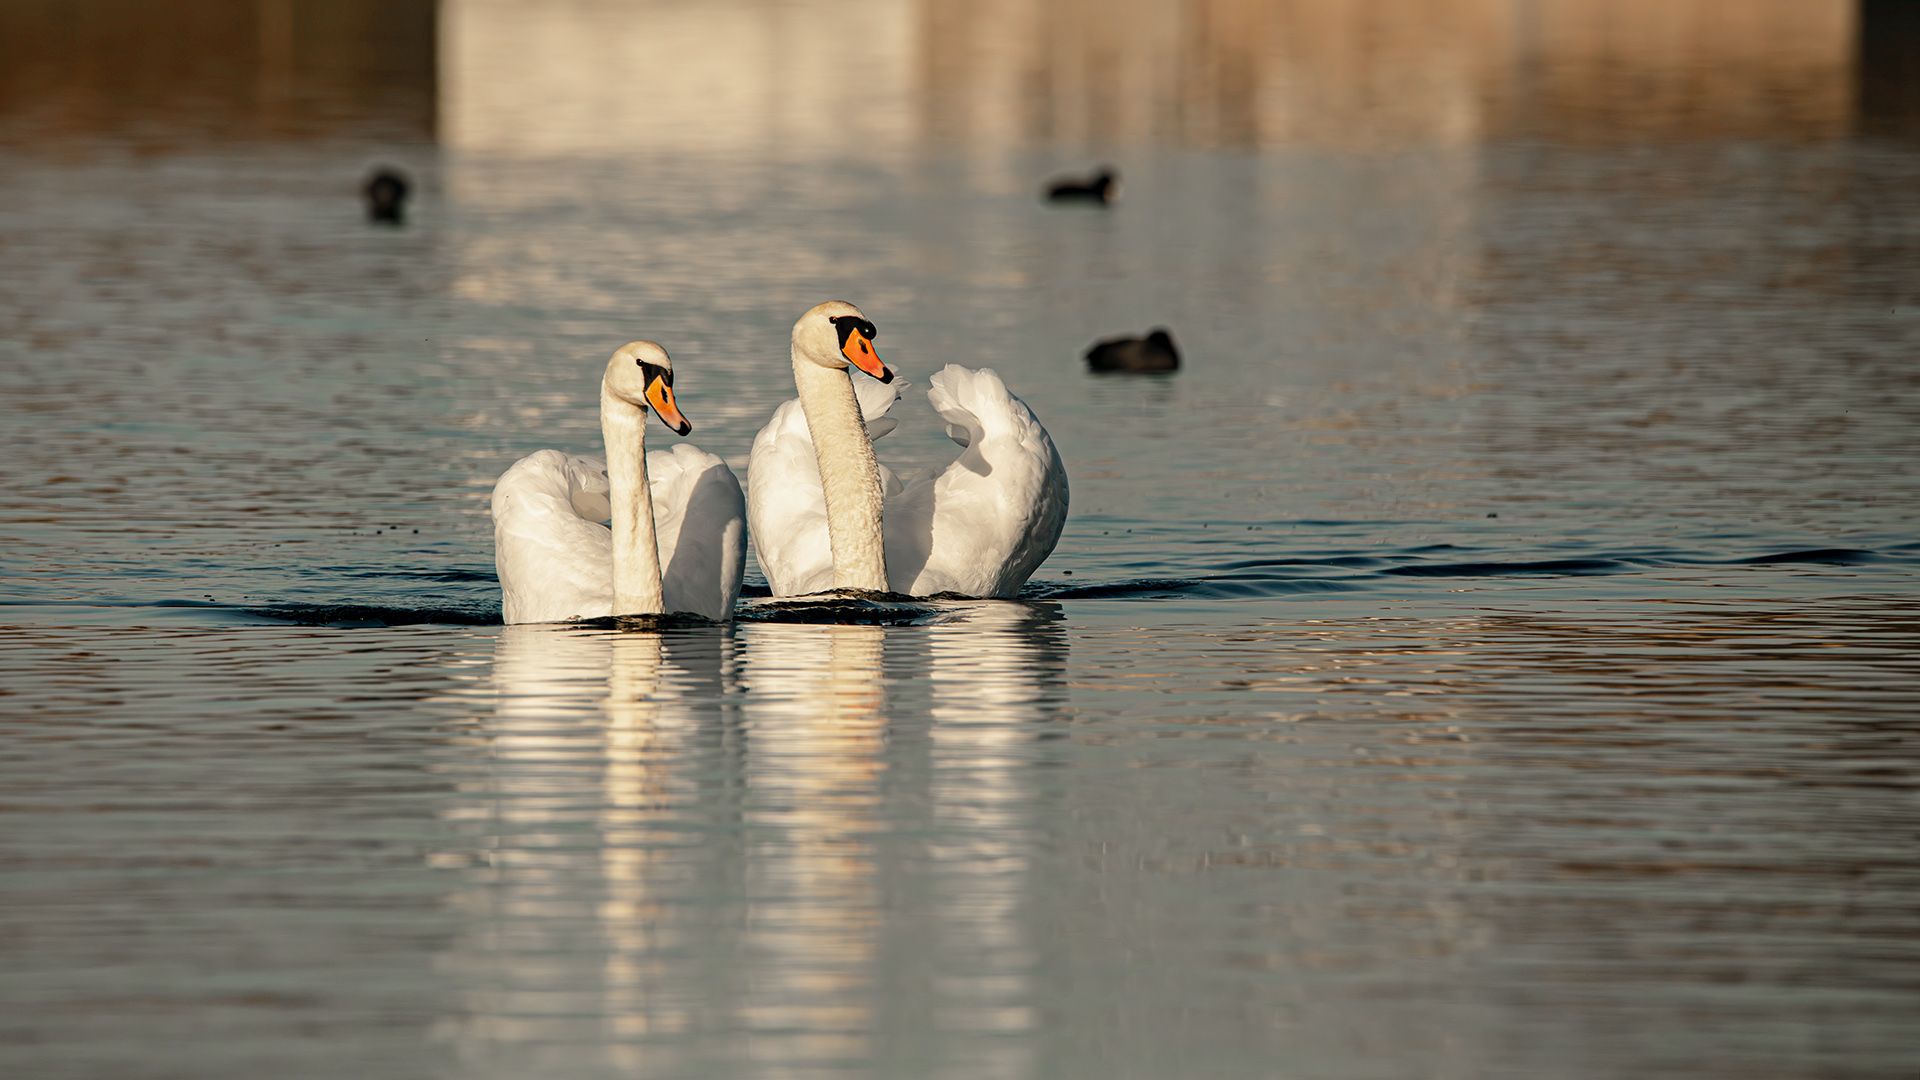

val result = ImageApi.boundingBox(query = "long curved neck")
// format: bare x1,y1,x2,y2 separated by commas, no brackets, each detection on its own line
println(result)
793,352,887,591
602,387,665,615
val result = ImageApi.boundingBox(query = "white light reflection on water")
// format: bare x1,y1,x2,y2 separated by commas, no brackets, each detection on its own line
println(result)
431,608,1061,1077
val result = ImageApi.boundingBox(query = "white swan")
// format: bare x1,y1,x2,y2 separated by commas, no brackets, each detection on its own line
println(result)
492,342,746,623
747,301,1068,598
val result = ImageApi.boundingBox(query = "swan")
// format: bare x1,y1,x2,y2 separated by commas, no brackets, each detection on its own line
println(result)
492,342,746,623
747,301,1068,599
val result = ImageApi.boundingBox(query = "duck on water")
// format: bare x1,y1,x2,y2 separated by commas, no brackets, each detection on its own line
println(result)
1085,328,1179,373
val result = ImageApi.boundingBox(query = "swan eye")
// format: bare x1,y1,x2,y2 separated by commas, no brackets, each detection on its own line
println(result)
830,315,879,352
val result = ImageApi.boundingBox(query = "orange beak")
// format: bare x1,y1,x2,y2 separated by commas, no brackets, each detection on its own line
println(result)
645,378,692,436
840,327,892,383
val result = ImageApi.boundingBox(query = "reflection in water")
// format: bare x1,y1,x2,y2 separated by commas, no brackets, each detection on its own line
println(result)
921,0,1860,145
455,624,736,1074
5,609,1915,1076
0,0,436,144
920,605,1064,1073
598,630,700,1064
437,0,1869,154
1857,0,1920,134
737,623,889,1069
1490,0,1854,141
440,0,914,156
454,625,614,1068
0,0,1902,154
454,610,1066,1074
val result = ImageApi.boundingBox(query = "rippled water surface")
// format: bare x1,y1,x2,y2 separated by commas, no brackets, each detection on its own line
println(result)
3,2,1920,1077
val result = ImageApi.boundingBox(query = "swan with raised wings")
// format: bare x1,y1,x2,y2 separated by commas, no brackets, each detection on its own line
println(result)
492,342,746,623
747,301,1067,598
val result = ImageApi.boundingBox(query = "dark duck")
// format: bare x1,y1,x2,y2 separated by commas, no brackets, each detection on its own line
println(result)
364,167,411,225
1085,328,1179,373
1045,167,1118,205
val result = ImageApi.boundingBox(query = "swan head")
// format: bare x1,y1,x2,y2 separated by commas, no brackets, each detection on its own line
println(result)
603,341,692,435
793,300,892,384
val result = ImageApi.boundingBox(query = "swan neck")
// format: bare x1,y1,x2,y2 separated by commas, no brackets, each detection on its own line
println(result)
793,352,887,591
602,387,665,615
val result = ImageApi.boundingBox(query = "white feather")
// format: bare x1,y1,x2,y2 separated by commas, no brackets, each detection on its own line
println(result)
493,445,746,623
747,364,1067,599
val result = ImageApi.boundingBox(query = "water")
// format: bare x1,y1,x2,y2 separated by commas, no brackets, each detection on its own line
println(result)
4,2,1920,1077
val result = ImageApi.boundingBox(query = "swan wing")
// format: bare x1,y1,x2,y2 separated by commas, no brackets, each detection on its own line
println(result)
648,443,747,622
885,365,1068,597
491,449,614,624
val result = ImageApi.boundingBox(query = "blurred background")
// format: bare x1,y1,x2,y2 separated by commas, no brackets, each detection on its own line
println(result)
4,0,1919,148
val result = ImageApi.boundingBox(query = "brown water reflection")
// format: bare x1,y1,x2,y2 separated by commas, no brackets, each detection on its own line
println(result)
8,0,1916,152
919,0,1860,148
0,0,435,145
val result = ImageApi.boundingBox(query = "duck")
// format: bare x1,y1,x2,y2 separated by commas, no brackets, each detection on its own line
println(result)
1044,167,1118,205
492,342,746,623
364,167,410,225
1085,327,1179,373
747,302,1068,599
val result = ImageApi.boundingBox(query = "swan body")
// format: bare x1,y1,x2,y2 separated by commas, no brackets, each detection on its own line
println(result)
493,343,745,624
747,302,1068,599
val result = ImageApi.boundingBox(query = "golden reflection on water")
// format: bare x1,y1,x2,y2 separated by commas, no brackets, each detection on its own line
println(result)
441,0,915,156
922,605,1054,1060
598,630,686,1051
457,625,731,1070
736,622,887,1066
447,610,1064,1070
439,0,1861,154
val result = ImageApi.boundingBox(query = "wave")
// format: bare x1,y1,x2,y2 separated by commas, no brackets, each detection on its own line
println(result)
233,602,500,627
1019,543,1911,599
1027,577,1361,600
1731,548,1880,566
233,596,963,629
1380,557,1627,577
37,542,1901,629
738,593,958,626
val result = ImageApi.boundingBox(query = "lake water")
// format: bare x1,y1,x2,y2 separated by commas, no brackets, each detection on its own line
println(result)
3,2,1919,1077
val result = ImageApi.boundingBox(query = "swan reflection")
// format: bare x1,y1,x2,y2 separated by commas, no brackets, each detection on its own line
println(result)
736,621,890,1066
922,602,1063,1068
450,623,736,1071
449,604,1065,1073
